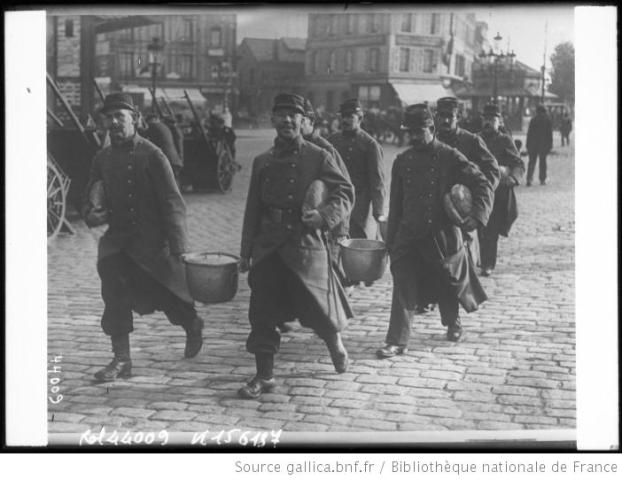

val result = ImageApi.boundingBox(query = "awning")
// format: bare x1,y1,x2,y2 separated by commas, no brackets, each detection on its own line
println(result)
391,83,454,106
164,88,206,104
121,85,167,104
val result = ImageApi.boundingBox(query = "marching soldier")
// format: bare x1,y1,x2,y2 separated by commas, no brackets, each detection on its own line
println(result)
434,96,499,276
142,113,184,184
238,94,355,399
328,98,387,240
82,93,204,382
376,104,493,357
478,103,525,276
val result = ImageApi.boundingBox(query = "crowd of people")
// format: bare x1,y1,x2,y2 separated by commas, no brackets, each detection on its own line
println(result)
82,91,561,398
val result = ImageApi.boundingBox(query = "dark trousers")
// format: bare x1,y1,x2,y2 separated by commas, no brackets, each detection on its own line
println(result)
527,151,548,184
97,253,196,336
478,227,500,270
385,249,459,346
247,253,336,355
561,132,570,146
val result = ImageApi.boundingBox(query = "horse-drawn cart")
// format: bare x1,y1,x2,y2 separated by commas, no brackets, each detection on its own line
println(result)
47,76,238,240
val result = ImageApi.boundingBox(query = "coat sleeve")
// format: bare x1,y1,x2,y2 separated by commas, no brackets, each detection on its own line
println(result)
386,156,403,251
473,134,500,191
367,138,386,218
499,135,525,184
451,149,493,227
148,149,189,255
317,151,355,231
81,152,103,221
240,157,262,260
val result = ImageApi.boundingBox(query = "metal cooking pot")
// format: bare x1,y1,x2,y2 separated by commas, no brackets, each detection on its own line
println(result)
183,252,240,304
339,239,388,283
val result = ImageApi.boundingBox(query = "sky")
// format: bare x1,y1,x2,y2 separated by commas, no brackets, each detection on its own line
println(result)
237,5,574,71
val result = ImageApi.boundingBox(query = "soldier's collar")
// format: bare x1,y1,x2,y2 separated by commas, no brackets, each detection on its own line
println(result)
273,135,304,155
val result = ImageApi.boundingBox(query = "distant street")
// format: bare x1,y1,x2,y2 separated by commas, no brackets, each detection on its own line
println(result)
48,130,575,437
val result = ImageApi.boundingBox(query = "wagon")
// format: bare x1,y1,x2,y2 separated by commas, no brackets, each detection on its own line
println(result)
47,77,238,239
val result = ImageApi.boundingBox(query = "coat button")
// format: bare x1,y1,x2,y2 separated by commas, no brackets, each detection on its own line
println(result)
286,224,293,230
127,164,133,170
290,163,296,168
287,194,293,200
289,178,295,183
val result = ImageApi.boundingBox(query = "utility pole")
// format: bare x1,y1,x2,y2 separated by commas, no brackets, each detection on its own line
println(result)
541,21,548,104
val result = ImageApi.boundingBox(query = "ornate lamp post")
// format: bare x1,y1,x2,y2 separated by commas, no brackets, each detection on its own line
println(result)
479,32,516,105
147,37,164,113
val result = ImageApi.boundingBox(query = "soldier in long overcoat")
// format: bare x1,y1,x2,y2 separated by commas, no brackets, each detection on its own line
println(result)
526,105,554,185
82,93,204,382
435,96,499,273
377,105,493,358
142,113,184,182
328,99,386,240
238,94,355,399
478,103,525,276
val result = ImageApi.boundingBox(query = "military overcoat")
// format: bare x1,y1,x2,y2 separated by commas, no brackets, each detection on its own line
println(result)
480,129,525,236
386,139,493,312
83,134,192,304
240,136,355,329
328,128,385,234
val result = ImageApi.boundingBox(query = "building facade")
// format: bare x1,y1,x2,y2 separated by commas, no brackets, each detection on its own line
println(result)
96,14,236,114
236,37,306,123
304,11,484,113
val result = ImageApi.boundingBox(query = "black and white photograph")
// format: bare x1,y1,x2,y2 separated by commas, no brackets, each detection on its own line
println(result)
3,3,618,453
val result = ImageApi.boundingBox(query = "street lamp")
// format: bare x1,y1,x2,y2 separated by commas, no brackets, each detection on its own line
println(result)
478,32,516,105
147,37,164,113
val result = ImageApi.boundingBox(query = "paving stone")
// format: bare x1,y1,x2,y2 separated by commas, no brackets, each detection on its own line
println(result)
151,410,198,422
110,407,157,419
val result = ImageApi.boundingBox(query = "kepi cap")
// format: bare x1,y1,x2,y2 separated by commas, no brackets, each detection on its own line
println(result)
401,103,434,130
100,92,136,114
436,96,461,113
339,98,363,116
482,103,501,118
273,93,306,114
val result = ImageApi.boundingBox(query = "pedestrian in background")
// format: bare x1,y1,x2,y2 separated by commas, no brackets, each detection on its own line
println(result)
328,99,386,241
142,113,184,184
478,103,525,277
560,112,572,147
377,104,492,357
238,93,355,399
82,93,204,383
526,105,553,186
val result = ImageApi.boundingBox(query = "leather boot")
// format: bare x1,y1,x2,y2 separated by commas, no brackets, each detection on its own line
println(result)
447,317,463,342
238,353,275,399
183,316,204,358
324,332,349,373
94,334,132,382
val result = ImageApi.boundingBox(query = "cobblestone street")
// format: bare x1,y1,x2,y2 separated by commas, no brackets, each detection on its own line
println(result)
47,130,575,439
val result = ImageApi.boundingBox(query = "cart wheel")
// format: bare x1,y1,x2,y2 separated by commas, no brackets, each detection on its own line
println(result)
47,155,66,239
216,145,234,193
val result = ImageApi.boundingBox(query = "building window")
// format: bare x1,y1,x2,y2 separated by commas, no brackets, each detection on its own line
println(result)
210,27,222,47
367,48,380,72
329,15,339,36
328,50,337,73
399,47,410,72
179,54,193,78
367,14,380,32
346,14,356,34
401,13,412,32
345,50,354,72
423,49,436,73
430,13,440,34
64,19,74,37
179,18,194,41
118,27,133,41
455,54,465,77
358,85,381,105
341,91,350,103
119,52,134,78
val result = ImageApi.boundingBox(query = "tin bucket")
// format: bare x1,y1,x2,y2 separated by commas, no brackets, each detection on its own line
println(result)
183,252,240,304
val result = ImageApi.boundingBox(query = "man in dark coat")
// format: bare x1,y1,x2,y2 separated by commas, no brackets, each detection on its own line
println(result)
560,112,572,146
377,104,493,358
526,105,553,186
238,93,355,399
82,93,203,382
142,114,184,183
478,103,525,276
328,99,387,240
162,115,184,164
208,113,237,158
